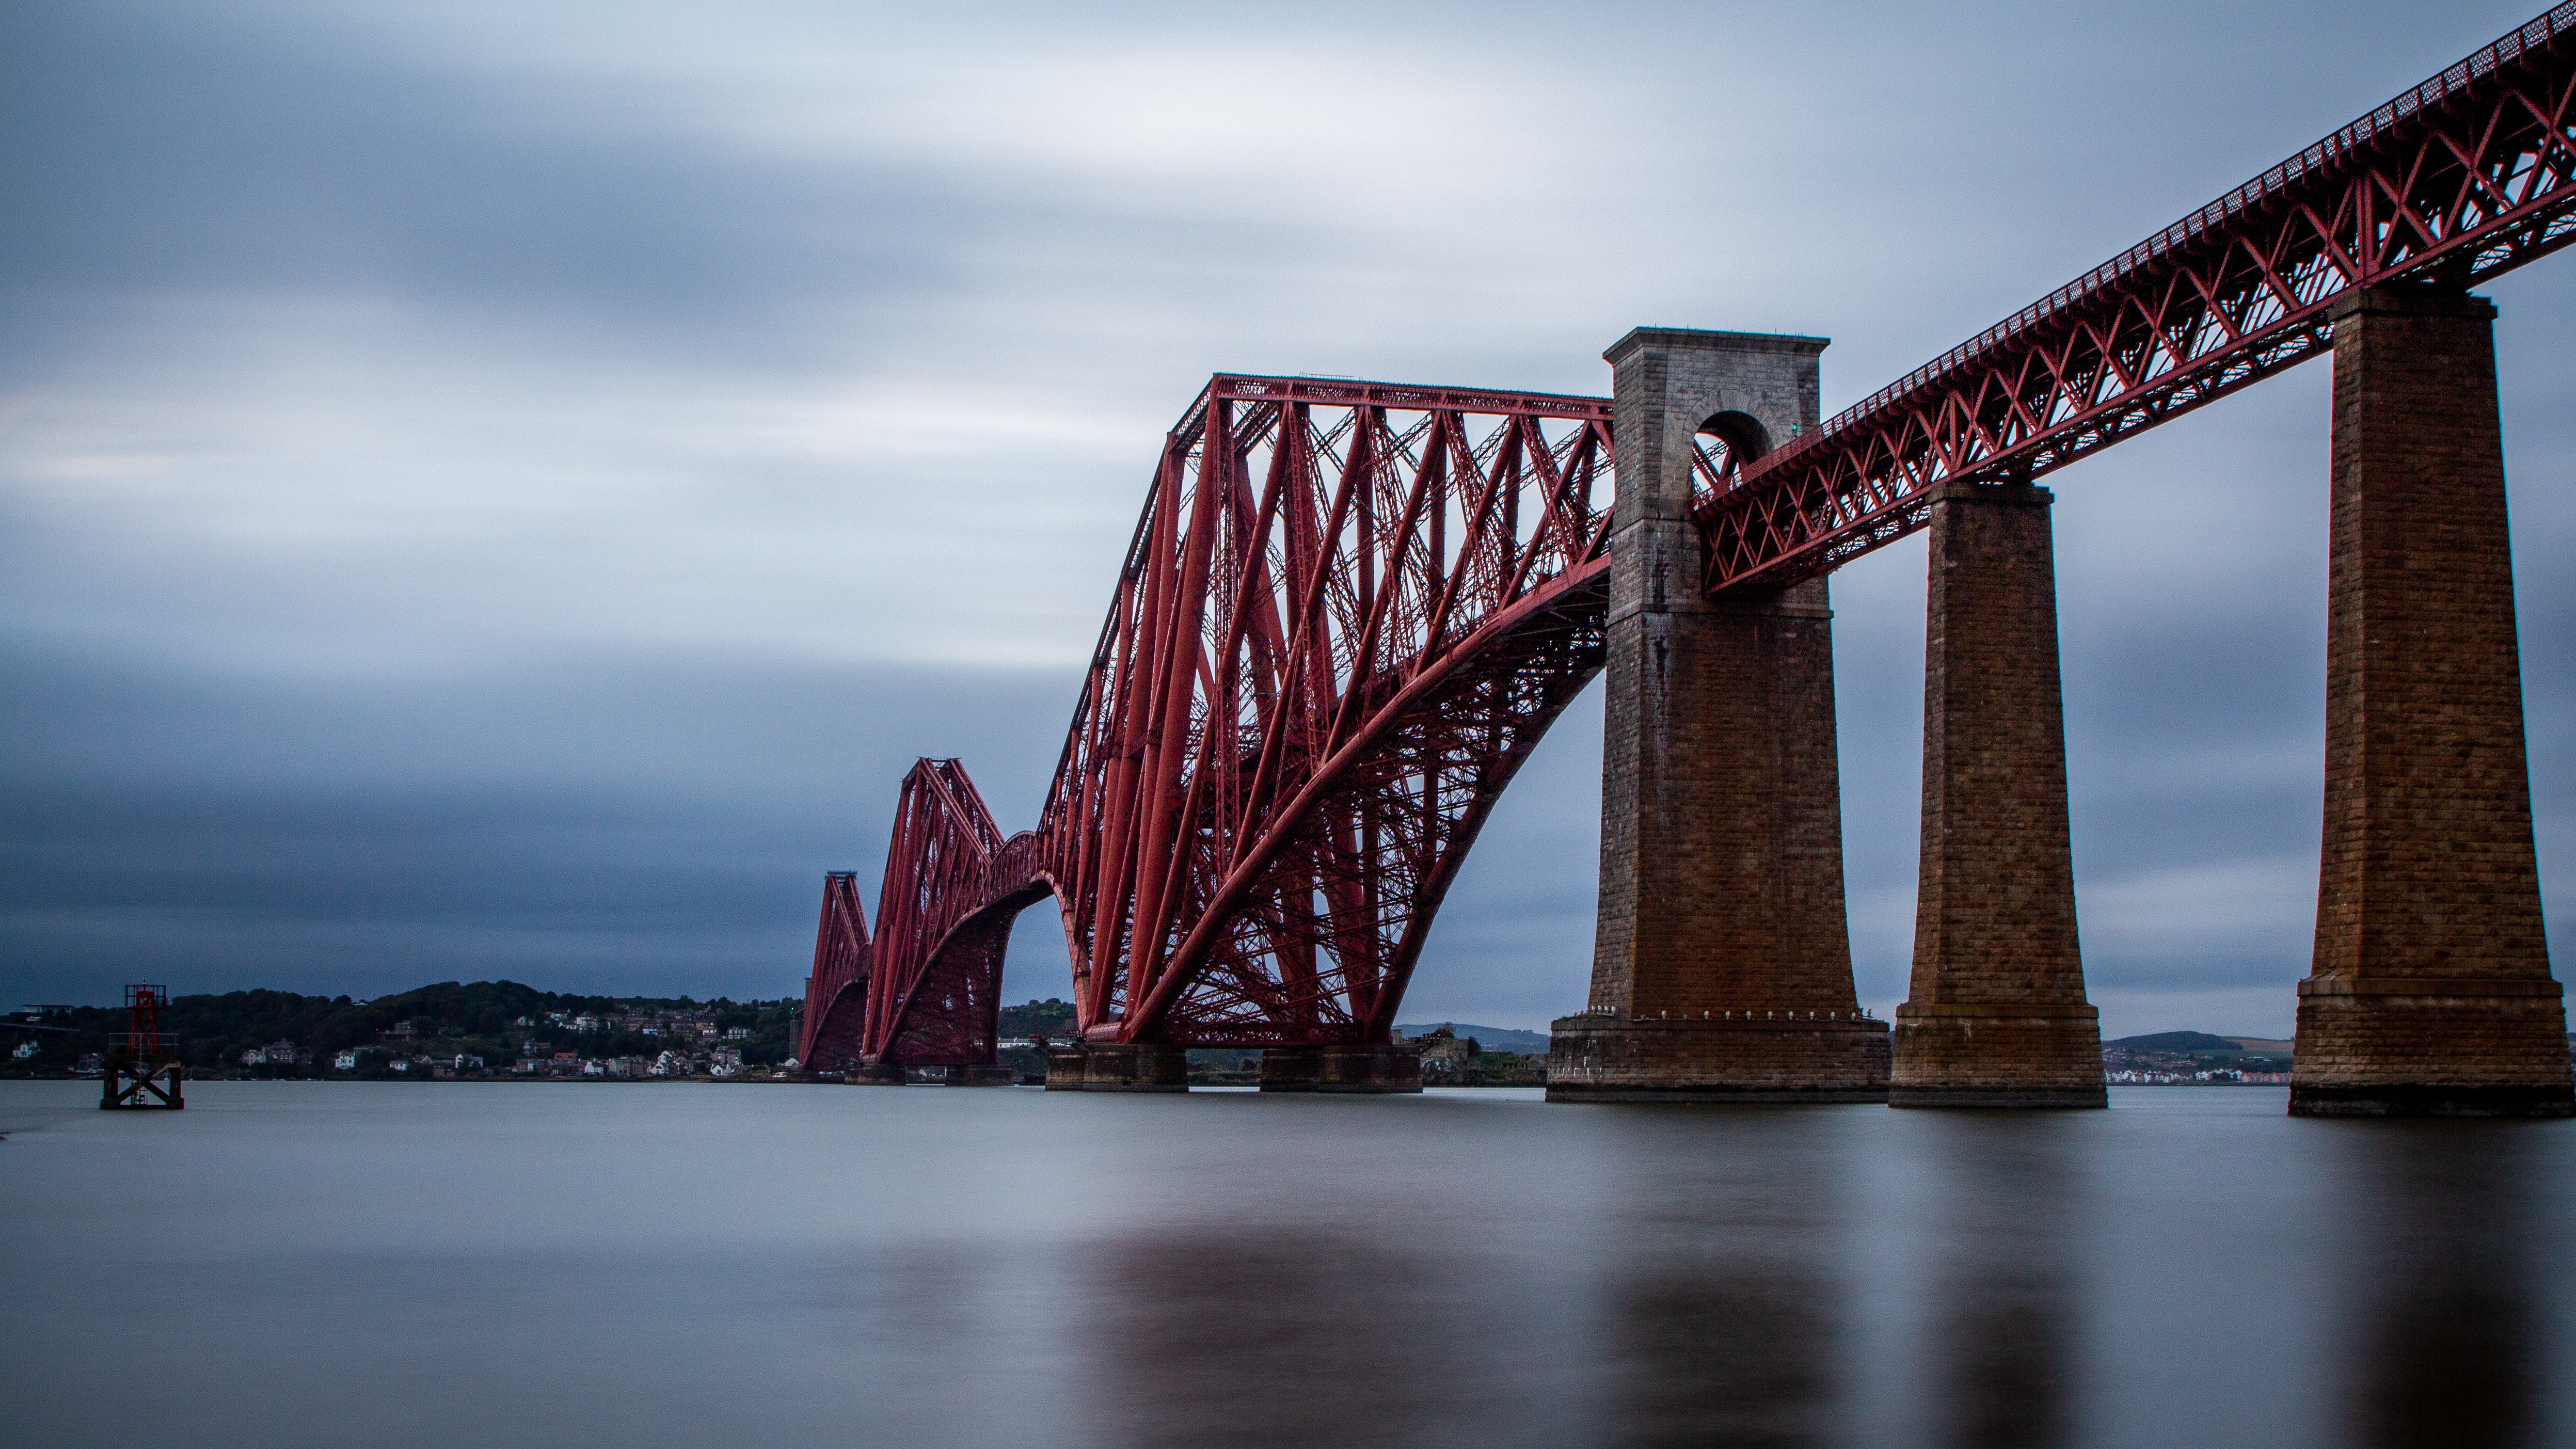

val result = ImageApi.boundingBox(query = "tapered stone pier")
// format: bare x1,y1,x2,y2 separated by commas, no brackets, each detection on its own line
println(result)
1891,481,2105,1108
2291,286,2571,1117
1549,327,1890,1103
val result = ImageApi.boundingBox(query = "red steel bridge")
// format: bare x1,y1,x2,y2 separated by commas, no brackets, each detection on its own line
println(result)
802,6,2576,1091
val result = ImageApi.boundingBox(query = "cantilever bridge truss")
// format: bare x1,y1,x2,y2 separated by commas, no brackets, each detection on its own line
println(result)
800,381,1618,1069
802,4,2576,1073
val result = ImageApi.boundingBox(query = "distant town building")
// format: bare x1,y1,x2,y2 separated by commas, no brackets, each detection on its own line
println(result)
1409,1026,1480,1080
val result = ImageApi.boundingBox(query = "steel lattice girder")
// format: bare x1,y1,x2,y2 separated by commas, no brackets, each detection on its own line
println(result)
850,758,1032,1065
794,871,870,1069
1035,377,1616,1046
1699,3,2576,594
796,380,1617,1061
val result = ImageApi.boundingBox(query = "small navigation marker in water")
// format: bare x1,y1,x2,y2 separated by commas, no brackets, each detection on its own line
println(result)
102,983,184,1110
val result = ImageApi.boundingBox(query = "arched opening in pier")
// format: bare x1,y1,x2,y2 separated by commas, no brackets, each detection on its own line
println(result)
1691,409,1772,508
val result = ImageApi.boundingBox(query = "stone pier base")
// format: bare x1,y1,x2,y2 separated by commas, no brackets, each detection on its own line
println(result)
1260,1043,1423,1094
1043,1042,1189,1092
939,1063,1020,1087
1546,1014,1890,1103
846,1062,909,1086
1888,1006,2107,1108
2293,979,2572,1117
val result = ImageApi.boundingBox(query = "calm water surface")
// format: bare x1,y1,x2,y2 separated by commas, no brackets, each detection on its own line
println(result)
4,1081,2570,1447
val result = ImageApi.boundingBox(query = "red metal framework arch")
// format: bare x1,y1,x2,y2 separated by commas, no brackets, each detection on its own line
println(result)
796,871,870,1070
1037,378,1616,1046
801,378,1618,1067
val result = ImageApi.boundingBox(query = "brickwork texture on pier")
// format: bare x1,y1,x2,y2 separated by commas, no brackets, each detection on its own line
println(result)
1551,327,1889,1103
1892,482,2105,1107
2291,285,2570,1117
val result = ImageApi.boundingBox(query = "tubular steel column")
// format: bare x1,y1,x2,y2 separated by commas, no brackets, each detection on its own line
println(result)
1549,327,1890,1103
1891,482,2105,1108
2292,286,2571,1118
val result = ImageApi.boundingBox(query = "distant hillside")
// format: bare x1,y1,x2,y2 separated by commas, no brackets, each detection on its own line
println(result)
1397,1022,1550,1056
3,981,794,1077
2106,1030,2294,1058
2107,1031,2237,1053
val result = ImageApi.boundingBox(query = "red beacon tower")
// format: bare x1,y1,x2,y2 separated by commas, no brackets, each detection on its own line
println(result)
102,983,184,1110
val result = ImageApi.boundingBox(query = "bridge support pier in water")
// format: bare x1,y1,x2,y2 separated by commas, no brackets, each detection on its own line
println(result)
1043,1042,1189,1093
941,1064,1019,1086
1550,327,1889,1103
1260,1043,1423,1094
1891,482,2105,1108
2291,286,2571,1117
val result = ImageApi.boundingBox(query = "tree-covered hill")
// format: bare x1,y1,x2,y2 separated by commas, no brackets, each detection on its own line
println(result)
3,980,797,1077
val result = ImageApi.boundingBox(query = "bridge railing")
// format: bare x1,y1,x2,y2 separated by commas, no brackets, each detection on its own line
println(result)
1703,3,2576,593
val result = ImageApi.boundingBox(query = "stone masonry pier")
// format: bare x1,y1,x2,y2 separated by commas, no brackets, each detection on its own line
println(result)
1548,328,1890,1103
2291,286,2571,1117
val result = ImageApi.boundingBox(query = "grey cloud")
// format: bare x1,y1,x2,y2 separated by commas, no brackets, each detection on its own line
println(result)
0,7,977,371
1,0,2567,1037
0,641,1079,1002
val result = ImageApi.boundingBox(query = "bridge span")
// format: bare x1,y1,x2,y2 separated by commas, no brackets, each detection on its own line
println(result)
803,5,2576,1116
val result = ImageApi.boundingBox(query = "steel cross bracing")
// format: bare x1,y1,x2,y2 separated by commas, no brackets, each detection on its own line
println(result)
1700,3,2576,593
1041,378,1616,1046
799,381,1617,1062
802,6,2576,1069
797,872,870,1071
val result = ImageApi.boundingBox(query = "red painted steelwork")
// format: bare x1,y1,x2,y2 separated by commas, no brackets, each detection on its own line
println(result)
1701,4,2576,593
1041,379,1615,1046
804,7,2576,1071
804,381,1617,1064
856,760,1043,1065
794,872,869,1070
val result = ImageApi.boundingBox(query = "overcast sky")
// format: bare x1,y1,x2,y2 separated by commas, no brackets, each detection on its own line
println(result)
3,0,2568,1038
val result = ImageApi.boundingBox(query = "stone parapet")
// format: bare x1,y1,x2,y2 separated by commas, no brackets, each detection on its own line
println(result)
1546,1012,1890,1103
1259,1043,1424,1094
